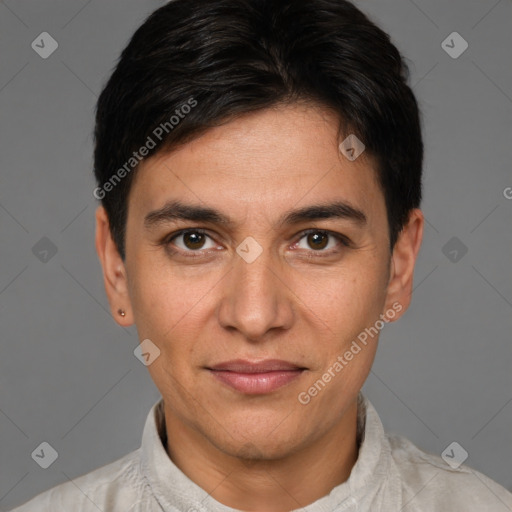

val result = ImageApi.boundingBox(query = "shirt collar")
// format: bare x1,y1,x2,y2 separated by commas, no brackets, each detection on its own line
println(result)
140,393,402,511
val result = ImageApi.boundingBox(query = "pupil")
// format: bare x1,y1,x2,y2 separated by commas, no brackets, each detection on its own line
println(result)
185,232,205,250
308,232,328,250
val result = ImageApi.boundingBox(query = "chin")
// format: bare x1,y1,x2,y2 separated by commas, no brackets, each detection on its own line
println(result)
208,418,308,462
225,436,299,462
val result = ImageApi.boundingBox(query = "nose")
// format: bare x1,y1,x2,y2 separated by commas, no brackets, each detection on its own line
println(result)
217,246,295,342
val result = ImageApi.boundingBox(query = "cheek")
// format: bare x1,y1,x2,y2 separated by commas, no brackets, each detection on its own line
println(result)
299,259,386,328
130,251,190,313
127,259,182,341
132,267,204,394
296,272,384,411
128,259,219,372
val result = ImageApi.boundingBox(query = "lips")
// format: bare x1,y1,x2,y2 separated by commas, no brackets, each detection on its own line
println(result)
207,359,306,394
208,359,305,373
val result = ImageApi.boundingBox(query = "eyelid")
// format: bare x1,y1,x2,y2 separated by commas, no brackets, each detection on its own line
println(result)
166,227,210,242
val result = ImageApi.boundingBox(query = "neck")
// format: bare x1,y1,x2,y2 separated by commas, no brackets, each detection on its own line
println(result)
163,400,360,512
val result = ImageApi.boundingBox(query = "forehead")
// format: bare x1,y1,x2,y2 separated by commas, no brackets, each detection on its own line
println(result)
128,103,384,226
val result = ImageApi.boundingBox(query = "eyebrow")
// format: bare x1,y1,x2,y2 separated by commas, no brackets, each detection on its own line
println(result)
144,199,367,230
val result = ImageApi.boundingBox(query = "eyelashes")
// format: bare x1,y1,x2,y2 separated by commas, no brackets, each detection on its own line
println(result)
163,228,352,259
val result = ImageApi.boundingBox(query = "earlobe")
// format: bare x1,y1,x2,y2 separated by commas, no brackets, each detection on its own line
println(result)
94,205,134,326
383,209,424,321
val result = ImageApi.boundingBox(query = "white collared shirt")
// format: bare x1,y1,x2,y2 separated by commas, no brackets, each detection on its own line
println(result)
10,394,512,511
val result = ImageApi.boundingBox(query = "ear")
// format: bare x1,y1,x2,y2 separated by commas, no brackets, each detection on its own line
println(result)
95,205,134,326
382,208,424,321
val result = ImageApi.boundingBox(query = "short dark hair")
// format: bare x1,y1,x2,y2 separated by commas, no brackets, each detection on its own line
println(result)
93,0,423,261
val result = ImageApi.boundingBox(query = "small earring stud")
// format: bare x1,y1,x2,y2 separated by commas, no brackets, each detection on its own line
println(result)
117,309,126,317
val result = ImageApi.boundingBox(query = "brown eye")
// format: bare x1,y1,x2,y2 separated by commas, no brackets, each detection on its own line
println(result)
295,230,350,254
183,232,206,250
168,230,217,252
307,232,329,250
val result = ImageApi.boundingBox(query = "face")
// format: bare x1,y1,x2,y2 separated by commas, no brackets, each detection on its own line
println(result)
96,102,423,460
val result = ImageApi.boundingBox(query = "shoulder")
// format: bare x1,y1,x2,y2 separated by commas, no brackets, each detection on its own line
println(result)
388,434,512,512
9,449,149,512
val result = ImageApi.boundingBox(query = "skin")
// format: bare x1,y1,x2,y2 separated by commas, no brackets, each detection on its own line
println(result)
95,102,423,511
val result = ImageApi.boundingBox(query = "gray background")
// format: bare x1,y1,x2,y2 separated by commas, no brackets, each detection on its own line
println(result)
1,0,511,509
